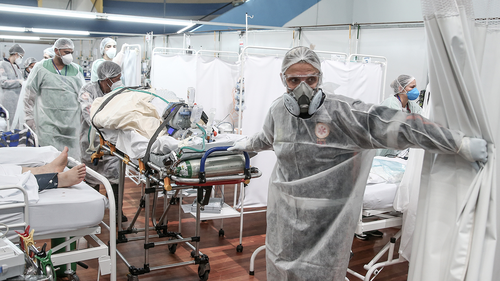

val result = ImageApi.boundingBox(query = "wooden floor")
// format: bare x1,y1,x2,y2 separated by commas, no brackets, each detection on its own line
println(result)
53,179,408,281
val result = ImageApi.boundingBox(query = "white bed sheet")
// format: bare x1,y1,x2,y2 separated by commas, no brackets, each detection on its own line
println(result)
1,181,107,239
363,182,399,210
363,156,407,210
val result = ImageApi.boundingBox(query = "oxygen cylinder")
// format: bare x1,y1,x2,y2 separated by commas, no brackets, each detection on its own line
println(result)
174,154,246,178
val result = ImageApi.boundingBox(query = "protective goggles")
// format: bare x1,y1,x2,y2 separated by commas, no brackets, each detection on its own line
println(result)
283,73,321,88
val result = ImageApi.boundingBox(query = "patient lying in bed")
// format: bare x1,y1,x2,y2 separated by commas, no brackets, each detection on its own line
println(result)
0,147,86,202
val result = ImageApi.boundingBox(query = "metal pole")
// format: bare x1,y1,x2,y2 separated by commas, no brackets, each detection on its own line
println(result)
144,178,151,265
118,161,126,231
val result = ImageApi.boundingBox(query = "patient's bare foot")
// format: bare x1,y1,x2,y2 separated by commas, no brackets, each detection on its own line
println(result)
46,146,69,173
58,164,86,188
33,146,69,174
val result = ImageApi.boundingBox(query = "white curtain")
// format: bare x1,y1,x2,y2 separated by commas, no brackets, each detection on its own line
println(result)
409,0,498,280
322,60,384,104
151,54,197,101
195,56,240,122
241,55,284,207
121,46,141,87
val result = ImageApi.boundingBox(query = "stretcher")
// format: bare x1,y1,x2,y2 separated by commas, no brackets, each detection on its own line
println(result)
89,87,261,281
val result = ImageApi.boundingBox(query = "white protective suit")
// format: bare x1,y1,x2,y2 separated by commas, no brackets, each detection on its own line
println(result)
24,59,85,160
78,82,120,185
0,59,24,125
242,89,464,280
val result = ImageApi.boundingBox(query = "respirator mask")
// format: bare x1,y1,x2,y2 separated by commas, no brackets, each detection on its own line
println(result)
57,51,73,65
107,79,123,91
405,88,420,100
282,73,324,118
14,55,23,66
105,48,116,59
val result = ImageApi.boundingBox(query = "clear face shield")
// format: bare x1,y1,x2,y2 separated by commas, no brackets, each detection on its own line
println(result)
282,73,324,117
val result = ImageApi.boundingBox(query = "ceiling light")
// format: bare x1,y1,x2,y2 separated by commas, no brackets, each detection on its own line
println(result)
0,26,26,32
32,28,90,36
0,4,97,19
108,15,191,26
0,35,40,41
176,24,196,34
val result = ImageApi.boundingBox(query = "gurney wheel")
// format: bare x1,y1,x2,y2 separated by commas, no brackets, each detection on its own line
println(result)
198,264,210,281
199,271,209,281
67,273,80,281
168,238,177,254
236,244,243,253
218,229,224,237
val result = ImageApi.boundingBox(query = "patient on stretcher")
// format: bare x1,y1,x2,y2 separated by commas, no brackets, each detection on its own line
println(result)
1,146,86,191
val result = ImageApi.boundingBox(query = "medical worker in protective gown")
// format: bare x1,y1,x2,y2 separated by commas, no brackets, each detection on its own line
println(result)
90,37,126,83
0,44,25,126
78,61,127,222
229,46,488,281
23,57,37,80
378,74,422,158
24,38,85,160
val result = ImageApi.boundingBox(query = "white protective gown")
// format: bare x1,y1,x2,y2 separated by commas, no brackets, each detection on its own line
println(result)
0,59,23,125
24,59,85,160
243,89,464,280
378,95,423,157
78,81,120,185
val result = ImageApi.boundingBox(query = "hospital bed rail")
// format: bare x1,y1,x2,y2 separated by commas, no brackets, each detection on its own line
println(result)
346,230,406,281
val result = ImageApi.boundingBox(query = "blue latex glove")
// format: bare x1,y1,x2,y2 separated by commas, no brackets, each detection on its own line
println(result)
458,137,488,164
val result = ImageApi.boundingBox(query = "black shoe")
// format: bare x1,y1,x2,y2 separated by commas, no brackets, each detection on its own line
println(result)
366,230,383,237
355,233,368,240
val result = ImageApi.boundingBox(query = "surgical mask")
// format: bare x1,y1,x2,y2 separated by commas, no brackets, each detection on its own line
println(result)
59,52,73,65
283,81,323,117
14,56,22,66
105,48,116,59
406,88,420,100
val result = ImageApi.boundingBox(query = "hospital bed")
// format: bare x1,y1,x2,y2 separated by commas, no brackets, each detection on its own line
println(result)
89,86,261,281
0,147,117,281
347,156,407,281
248,156,406,280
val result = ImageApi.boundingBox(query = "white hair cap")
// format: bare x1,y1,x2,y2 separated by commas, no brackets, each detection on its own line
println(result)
44,47,55,58
9,44,25,55
281,46,323,88
281,46,322,75
97,61,121,81
390,74,415,94
100,38,117,55
54,38,74,50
